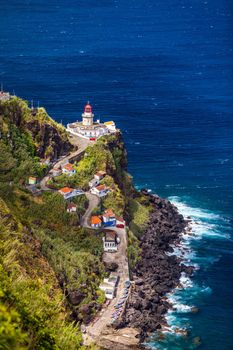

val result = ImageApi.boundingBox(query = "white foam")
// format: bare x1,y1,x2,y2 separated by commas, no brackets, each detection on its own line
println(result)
179,273,193,288
159,197,228,337
169,196,220,220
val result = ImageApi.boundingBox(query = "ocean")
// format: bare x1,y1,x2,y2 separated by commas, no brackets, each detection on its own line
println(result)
0,0,232,349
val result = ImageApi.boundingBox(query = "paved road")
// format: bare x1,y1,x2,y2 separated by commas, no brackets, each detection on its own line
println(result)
39,133,131,345
40,136,91,191
83,224,130,345
81,192,100,227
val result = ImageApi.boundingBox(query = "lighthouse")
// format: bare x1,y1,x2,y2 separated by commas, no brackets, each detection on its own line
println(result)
66,102,117,139
82,102,94,126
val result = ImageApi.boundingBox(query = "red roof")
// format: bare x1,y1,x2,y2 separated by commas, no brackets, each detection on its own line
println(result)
67,202,76,209
96,185,107,192
59,187,73,194
95,170,106,177
104,209,115,218
84,103,92,113
105,230,117,241
91,216,102,225
63,163,74,172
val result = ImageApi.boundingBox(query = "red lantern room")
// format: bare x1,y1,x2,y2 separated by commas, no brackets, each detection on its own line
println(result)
84,102,92,114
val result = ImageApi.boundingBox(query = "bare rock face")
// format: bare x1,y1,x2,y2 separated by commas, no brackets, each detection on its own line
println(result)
26,119,73,160
118,193,193,342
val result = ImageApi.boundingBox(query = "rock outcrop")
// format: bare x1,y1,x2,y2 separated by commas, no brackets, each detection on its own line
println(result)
116,192,192,342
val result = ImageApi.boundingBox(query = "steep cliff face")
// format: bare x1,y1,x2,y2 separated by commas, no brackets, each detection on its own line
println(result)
0,97,73,161
98,133,135,199
26,118,72,159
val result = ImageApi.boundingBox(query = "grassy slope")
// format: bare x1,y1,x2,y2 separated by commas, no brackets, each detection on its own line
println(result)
0,97,101,349
0,197,84,350
0,96,150,349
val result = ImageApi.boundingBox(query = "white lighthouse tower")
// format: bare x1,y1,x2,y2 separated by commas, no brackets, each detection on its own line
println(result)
82,102,94,126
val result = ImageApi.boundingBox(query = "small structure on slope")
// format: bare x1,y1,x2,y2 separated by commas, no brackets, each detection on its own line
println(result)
0,86,10,101
67,202,77,213
61,163,76,176
102,209,116,227
94,171,106,181
91,184,109,197
103,230,120,252
90,216,102,228
51,167,62,177
28,176,37,185
58,187,83,200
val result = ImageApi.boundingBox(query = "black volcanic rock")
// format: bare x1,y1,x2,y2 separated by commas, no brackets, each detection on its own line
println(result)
117,194,188,342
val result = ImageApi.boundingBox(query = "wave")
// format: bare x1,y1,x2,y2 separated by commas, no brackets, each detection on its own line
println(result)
148,196,230,349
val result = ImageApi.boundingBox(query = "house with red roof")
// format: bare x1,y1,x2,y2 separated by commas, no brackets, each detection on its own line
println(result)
102,230,120,252
52,167,62,177
67,202,77,213
94,171,106,181
90,184,109,197
58,187,84,200
102,209,116,227
61,163,76,176
90,216,102,228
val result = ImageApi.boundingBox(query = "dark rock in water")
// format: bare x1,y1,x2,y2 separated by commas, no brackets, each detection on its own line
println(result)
193,336,202,346
117,194,188,343
191,307,199,313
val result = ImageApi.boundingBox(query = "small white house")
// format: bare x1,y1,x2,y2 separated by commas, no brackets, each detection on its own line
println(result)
59,187,83,200
52,167,62,177
28,176,37,185
103,230,119,252
94,171,106,181
99,283,115,300
91,185,109,197
102,209,116,227
67,202,77,213
61,163,76,176
103,274,118,287
0,91,10,101
104,121,116,132
88,178,100,189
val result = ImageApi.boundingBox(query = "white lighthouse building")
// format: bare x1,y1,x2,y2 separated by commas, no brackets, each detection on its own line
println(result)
82,102,94,126
67,102,116,140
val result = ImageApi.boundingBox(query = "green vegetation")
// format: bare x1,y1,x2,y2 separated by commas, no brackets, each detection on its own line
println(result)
0,184,105,326
48,133,132,218
0,97,103,349
0,96,151,349
0,97,72,184
127,196,152,270
0,197,84,349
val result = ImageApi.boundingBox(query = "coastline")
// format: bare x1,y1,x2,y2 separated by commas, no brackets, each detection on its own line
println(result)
115,190,194,344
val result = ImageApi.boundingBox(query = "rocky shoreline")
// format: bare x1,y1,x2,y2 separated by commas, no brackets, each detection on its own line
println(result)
116,191,194,344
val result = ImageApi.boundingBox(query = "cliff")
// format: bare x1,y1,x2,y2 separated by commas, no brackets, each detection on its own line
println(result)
0,96,188,350
0,97,73,184
0,96,139,349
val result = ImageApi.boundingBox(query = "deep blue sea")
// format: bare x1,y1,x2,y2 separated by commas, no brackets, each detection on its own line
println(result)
0,1,232,349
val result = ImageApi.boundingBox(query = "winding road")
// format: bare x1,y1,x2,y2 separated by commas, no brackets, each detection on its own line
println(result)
39,133,134,347
40,136,91,191
81,192,100,227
